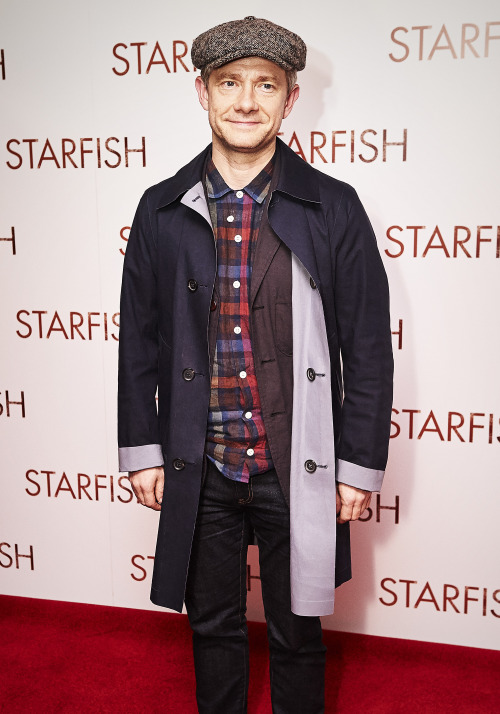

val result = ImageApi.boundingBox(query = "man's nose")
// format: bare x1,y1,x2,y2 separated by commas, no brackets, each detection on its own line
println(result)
234,84,259,113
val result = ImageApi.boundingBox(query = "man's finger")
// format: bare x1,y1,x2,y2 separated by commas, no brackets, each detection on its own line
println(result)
337,502,353,524
361,493,372,517
155,479,164,506
351,501,363,521
143,488,160,510
351,492,372,521
137,488,148,506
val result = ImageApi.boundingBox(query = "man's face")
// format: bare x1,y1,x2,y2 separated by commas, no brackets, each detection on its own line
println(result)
195,56,299,155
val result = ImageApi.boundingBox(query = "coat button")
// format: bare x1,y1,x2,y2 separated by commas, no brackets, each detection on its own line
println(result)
173,458,185,471
210,299,217,311
310,277,317,290
307,367,316,382
187,279,198,292
304,459,317,473
182,368,195,381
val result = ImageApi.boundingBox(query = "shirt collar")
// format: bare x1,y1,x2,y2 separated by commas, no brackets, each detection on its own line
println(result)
205,154,274,204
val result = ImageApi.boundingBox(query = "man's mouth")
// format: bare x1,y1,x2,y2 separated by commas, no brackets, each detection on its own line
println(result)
229,120,260,126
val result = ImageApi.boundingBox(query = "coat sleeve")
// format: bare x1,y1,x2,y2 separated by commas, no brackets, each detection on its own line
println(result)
117,190,164,473
334,186,393,492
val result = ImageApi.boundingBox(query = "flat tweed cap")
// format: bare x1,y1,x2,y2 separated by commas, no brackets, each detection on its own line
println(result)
191,16,306,73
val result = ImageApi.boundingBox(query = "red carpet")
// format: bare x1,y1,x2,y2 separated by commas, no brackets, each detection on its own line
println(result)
0,595,498,713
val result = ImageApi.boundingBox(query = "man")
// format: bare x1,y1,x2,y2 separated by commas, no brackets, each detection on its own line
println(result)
118,16,393,714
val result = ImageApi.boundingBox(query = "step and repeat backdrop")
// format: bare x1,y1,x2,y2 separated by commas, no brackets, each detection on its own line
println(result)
1,0,499,651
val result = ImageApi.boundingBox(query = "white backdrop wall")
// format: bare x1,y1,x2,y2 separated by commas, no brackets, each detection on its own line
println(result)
1,0,499,651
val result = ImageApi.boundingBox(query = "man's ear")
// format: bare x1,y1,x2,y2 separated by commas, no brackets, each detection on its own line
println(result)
195,76,209,111
283,84,300,119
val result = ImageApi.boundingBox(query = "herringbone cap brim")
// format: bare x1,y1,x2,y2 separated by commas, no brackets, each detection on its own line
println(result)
191,16,306,73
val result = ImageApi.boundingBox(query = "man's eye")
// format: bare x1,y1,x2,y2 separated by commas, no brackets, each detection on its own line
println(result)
262,83,274,90
224,81,235,87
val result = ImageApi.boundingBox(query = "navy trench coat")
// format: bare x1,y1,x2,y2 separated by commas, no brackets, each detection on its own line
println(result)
118,138,393,615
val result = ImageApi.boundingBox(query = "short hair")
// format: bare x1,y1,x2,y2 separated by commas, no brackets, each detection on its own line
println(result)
200,66,298,95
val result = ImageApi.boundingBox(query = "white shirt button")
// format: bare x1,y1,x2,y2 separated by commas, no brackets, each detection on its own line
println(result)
233,280,240,288
227,215,234,222
234,326,241,334
234,235,242,242
246,448,254,456
236,190,244,198
239,370,247,379
245,411,252,419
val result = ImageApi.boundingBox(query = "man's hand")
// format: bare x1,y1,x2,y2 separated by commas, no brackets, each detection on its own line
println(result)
128,467,164,511
336,482,371,524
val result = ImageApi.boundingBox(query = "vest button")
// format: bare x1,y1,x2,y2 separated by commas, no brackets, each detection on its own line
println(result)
304,459,317,474
182,368,195,381
187,279,198,292
210,299,217,311
307,367,316,382
172,458,185,471
310,277,317,289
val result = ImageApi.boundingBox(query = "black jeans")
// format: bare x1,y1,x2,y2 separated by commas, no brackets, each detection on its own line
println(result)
184,458,326,714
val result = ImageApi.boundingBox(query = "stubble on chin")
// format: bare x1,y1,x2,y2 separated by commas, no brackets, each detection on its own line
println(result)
213,121,276,155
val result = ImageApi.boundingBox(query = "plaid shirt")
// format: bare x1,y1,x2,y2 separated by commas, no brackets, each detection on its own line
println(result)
205,157,274,483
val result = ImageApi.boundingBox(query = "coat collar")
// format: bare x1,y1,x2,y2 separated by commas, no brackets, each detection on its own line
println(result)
156,138,320,209
274,137,320,204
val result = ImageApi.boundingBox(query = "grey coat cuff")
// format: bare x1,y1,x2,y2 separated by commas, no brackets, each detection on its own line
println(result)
118,444,164,473
336,458,384,492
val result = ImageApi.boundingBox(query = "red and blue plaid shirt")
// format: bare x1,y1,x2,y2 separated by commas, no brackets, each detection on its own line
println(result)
205,157,274,483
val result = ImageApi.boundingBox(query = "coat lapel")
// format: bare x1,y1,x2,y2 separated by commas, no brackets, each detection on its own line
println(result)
252,139,323,301
268,196,321,290
267,139,322,290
